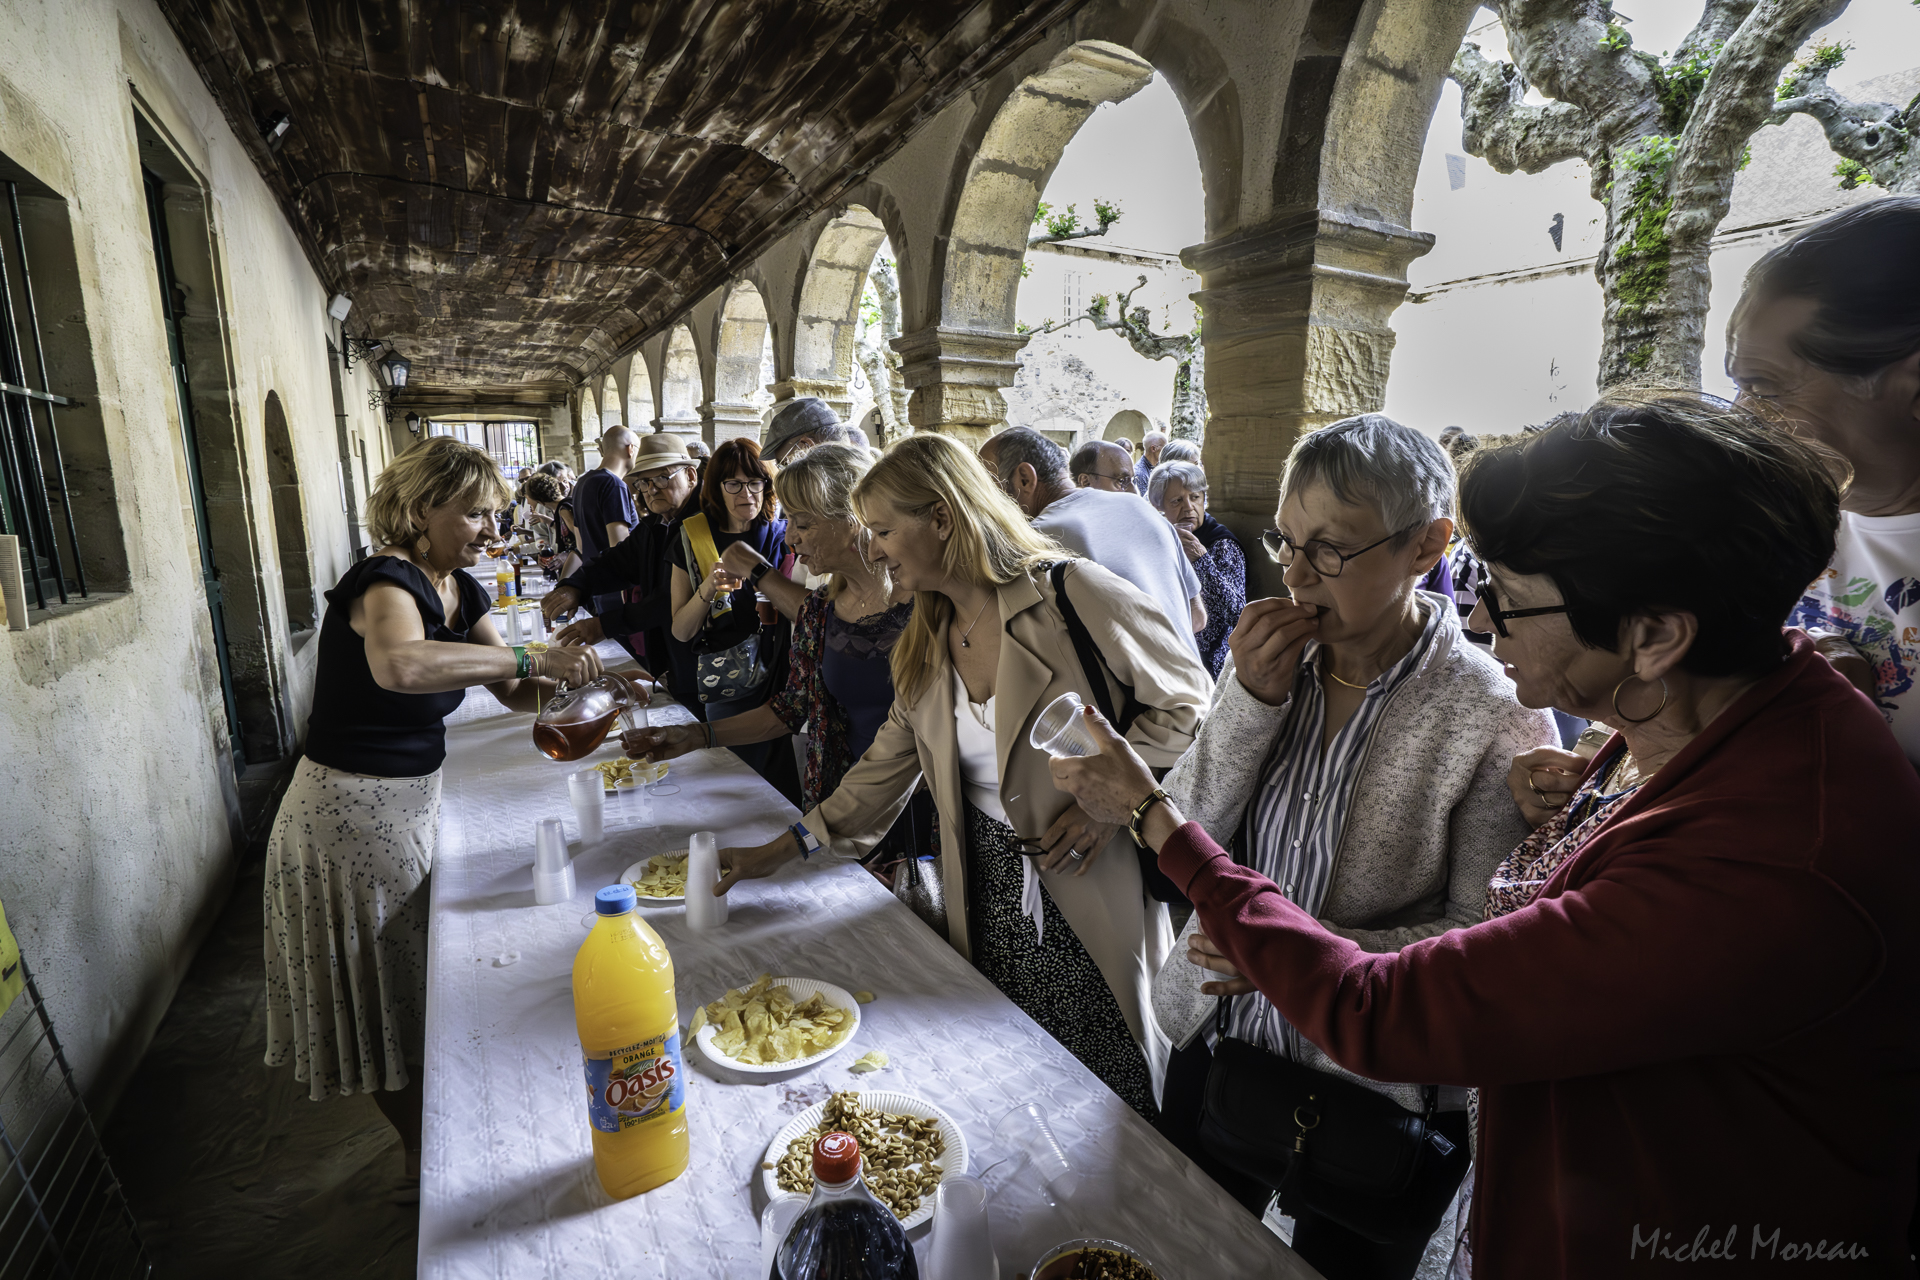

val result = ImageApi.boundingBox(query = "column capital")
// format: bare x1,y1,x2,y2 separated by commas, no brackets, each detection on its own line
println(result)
767,378,853,425
890,327,1031,444
701,400,764,448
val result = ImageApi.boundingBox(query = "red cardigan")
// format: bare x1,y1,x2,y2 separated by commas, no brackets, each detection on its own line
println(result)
1161,632,1920,1276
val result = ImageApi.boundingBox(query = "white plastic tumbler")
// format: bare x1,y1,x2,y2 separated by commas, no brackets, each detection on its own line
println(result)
504,598,523,644
990,1102,1081,1207
531,818,574,905
927,1175,998,1280
1029,691,1101,759
684,831,727,931
567,769,605,844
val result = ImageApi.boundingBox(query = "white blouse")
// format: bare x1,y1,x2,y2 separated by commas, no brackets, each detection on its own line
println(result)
954,668,1048,942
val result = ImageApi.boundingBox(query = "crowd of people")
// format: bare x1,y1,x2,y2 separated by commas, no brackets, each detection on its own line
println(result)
259,196,1920,1278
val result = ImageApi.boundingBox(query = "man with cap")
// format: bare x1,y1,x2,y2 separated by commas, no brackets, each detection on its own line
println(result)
545,432,703,706
761,396,848,466
721,397,851,622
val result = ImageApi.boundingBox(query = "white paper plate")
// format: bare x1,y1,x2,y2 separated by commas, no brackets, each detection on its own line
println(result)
695,976,860,1073
621,852,687,904
760,1092,968,1231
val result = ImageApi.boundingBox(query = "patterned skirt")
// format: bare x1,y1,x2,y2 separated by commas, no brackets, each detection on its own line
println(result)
262,757,441,1101
963,803,1157,1119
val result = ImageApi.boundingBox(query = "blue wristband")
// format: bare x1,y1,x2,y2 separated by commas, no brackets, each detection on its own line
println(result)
789,822,816,861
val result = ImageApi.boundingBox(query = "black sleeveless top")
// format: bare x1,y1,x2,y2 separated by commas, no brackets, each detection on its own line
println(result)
304,556,491,778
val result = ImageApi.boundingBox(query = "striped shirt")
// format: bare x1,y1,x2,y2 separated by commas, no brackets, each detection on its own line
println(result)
1223,601,1443,1053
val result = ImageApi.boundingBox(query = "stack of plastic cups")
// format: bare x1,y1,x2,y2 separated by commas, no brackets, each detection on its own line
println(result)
568,769,605,844
505,597,523,644
684,831,727,931
927,1175,998,1280
532,818,574,905
758,1193,807,1279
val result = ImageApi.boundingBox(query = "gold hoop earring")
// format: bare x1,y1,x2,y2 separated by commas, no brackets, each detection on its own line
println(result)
1612,674,1669,724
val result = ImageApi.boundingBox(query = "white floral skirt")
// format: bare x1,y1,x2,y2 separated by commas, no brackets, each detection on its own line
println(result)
262,757,441,1100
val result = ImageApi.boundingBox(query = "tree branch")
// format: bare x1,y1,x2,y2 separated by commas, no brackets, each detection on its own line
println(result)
1451,43,1597,172
1676,0,1759,60
1775,66,1919,193
1493,0,1665,143
1667,0,1852,249
1031,276,1195,363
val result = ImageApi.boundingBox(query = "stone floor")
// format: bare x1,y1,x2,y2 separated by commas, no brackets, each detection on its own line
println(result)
99,854,418,1280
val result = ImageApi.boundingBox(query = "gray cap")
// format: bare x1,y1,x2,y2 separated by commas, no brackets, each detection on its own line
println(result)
762,397,841,458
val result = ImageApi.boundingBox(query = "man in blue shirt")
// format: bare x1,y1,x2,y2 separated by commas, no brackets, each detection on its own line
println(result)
570,427,640,623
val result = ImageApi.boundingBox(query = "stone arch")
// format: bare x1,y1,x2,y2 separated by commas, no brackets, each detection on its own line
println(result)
659,323,702,439
600,373,622,429
1103,408,1154,443
791,205,891,424
708,279,773,446
262,391,314,632
579,383,600,444
941,42,1155,334
626,366,656,431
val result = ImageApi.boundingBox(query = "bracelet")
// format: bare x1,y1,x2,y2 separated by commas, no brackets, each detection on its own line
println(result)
513,645,532,679
1129,787,1171,850
789,821,816,861
705,720,717,750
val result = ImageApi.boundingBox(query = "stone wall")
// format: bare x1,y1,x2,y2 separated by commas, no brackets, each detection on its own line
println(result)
0,0,394,1111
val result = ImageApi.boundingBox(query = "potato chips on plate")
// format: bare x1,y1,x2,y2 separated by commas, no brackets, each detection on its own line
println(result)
694,974,859,1073
620,853,688,902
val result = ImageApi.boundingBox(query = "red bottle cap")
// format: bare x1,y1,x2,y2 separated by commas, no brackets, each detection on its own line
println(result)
813,1131,861,1183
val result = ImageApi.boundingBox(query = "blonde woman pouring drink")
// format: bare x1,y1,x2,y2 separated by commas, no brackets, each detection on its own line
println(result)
710,434,1212,1116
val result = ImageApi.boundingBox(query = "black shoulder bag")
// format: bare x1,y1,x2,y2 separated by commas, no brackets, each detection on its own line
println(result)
1047,561,1189,905
1199,998,1471,1243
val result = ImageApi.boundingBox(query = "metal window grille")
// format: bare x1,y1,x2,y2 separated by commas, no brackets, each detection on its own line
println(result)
0,180,87,612
430,421,540,472
0,955,152,1280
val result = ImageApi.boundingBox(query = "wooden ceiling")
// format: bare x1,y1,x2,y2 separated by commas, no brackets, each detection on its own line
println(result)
158,0,1083,396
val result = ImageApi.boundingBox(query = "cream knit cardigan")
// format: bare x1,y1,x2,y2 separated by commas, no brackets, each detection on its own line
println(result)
1153,593,1559,1108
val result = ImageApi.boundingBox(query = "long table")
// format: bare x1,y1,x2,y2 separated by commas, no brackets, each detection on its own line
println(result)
418,654,1314,1278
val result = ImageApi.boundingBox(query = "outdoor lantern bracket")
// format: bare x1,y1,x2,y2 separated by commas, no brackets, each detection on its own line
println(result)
340,335,387,374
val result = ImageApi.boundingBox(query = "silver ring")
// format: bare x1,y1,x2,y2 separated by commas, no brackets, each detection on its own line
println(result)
1067,847,1086,861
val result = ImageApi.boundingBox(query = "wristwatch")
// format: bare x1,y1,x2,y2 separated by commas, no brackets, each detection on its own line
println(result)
789,821,822,861
747,561,772,590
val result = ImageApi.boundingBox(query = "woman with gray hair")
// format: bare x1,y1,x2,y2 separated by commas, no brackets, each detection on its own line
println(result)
1148,460,1245,678
1149,414,1556,1276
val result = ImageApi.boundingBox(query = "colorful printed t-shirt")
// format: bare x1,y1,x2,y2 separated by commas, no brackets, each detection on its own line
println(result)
1788,510,1920,767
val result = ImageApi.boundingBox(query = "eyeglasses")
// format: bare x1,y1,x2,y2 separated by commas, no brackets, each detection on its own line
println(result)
1473,580,1571,638
720,478,766,495
1081,471,1133,488
1260,523,1418,577
633,468,692,491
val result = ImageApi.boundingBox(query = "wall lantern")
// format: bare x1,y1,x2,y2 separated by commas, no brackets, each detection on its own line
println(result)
261,111,292,153
382,353,412,389
405,412,422,436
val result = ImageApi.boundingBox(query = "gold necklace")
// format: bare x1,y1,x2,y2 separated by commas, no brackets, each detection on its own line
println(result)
1325,667,1373,691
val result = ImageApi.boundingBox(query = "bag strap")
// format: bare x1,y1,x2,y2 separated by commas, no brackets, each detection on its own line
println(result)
1048,561,1145,734
682,514,731,619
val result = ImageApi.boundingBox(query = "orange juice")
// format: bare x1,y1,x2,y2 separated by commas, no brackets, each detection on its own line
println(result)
573,883,690,1197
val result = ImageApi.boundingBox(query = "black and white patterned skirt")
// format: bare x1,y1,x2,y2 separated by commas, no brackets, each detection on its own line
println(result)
963,803,1157,1119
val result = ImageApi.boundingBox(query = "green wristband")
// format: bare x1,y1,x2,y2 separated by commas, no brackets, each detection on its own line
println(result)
513,645,531,679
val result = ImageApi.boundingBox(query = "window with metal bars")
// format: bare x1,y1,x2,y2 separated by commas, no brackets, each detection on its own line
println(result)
429,420,542,475
0,166,92,614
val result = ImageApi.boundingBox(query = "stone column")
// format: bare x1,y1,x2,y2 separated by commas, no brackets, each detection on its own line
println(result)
766,377,854,425
702,400,763,449
1182,209,1433,592
889,327,1030,448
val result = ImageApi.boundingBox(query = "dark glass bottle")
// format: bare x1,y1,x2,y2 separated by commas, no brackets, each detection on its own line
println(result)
772,1132,918,1280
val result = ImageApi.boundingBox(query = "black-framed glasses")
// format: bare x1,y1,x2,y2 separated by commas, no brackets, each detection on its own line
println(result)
720,478,766,495
1260,523,1418,577
1473,580,1571,638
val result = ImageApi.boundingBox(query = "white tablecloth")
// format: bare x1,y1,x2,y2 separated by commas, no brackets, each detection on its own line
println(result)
419,671,1314,1279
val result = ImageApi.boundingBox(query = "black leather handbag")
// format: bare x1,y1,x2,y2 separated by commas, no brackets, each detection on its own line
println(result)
1048,561,1189,905
1199,1006,1470,1244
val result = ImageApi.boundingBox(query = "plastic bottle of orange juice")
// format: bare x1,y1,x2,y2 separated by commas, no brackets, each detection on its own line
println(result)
573,883,690,1197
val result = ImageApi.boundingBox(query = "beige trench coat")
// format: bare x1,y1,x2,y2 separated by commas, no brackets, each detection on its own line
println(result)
799,560,1213,1097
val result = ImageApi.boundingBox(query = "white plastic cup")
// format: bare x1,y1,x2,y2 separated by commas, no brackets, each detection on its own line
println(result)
927,1175,998,1280
684,831,727,931
528,603,545,643
532,818,574,905
758,1193,807,1280
505,599,523,645
1029,691,1101,759
567,770,605,845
